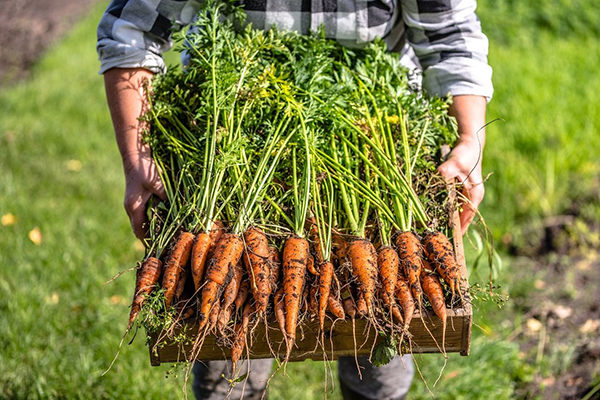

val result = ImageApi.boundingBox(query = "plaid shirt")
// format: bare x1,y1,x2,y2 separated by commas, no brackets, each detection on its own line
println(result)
97,0,493,99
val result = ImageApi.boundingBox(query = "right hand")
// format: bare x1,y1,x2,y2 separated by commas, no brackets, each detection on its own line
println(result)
122,152,167,240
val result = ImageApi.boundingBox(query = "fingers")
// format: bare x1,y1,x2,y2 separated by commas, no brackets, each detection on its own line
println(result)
124,189,152,241
438,155,485,235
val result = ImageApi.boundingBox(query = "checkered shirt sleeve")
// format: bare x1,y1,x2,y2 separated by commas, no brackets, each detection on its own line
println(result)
97,0,492,99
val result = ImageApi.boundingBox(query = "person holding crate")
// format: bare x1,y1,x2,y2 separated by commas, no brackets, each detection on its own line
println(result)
98,1,492,399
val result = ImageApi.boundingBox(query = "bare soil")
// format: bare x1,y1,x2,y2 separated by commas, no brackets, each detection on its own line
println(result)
0,0,100,85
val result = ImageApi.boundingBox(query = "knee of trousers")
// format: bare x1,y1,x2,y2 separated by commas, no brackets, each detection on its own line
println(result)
337,355,415,400
192,359,274,400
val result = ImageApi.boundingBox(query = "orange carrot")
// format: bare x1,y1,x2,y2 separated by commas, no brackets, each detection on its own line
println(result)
395,276,415,336
421,268,447,352
422,231,461,298
318,260,334,330
282,236,309,354
274,287,286,337
327,292,345,320
268,245,281,292
231,302,255,372
308,278,319,317
207,220,225,259
307,254,318,275
347,239,378,316
234,279,250,314
162,232,195,308
129,256,163,328
377,245,399,312
307,217,324,265
243,227,271,314
221,259,243,313
395,231,424,309
198,233,244,326
207,298,221,331
174,263,189,302
190,232,211,292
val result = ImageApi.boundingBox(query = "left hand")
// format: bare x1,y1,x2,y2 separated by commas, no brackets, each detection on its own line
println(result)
439,95,487,235
438,138,484,235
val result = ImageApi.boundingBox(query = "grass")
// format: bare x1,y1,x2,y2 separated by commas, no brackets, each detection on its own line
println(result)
1,1,598,399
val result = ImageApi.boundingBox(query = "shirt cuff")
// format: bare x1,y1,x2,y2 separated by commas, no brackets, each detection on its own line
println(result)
97,39,166,75
422,56,493,102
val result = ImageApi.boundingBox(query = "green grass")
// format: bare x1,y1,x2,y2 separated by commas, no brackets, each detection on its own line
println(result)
1,2,598,399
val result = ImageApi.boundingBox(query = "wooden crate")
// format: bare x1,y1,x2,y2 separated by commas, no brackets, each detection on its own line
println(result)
148,211,471,366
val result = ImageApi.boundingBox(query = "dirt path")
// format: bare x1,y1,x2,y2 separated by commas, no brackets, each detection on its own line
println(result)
0,0,101,85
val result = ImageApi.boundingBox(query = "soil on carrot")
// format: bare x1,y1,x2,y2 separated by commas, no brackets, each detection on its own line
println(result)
0,0,100,85
505,206,600,399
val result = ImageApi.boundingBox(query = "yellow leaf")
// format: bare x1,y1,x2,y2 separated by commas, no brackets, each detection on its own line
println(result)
28,227,42,245
1,213,17,226
65,159,82,171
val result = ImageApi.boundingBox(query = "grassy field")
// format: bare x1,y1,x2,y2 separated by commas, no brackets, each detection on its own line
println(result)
1,2,598,399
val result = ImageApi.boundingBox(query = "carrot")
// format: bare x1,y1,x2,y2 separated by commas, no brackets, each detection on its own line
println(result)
318,260,334,330
307,217,324,265
327,292,346,320
128,256,163,328
161,232,195,308
356,296,368,317
307,254,318,275
395,231,424,309
421,269,447,336
308,277,319,317
231,302,255,372
347,239,378,316
268,245,282,292
282,236,309,354
234,279,250,314
198,233,244,325
301,277,310,314
174,263,189,302
422,231,461,299
207,220,225,259
221,259,243,314
190,232,211,292
395,276,415,337
377,245,399,313
274,287,286,337
207,298,221,331
243,227,271,314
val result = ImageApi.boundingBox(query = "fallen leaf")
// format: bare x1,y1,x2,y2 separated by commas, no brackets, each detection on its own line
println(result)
28,227,42,245
579,319,600,334
541,376,555,387
444,370,460,380
65,159,82,172
45,292,59,304
526,318,543,334
110,295,126,305
1,213,17,226
534,279,545,290
552,305,572,320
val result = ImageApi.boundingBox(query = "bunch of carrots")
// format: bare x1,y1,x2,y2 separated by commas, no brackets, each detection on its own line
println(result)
125,0,470,371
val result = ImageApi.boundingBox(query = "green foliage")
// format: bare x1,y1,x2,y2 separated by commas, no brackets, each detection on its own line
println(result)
478,0,600,44
0,0,597,398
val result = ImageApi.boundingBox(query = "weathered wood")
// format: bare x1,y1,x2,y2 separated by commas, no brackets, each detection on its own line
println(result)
149,309,466,364
148,192,472,365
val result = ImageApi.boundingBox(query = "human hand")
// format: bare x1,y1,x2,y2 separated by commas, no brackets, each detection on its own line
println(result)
438,138,484,235
122,151,167,240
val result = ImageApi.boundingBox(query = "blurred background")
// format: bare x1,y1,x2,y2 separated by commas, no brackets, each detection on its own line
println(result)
1,0,599,398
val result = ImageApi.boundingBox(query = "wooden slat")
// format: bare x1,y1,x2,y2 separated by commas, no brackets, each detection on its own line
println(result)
150,309,466,364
